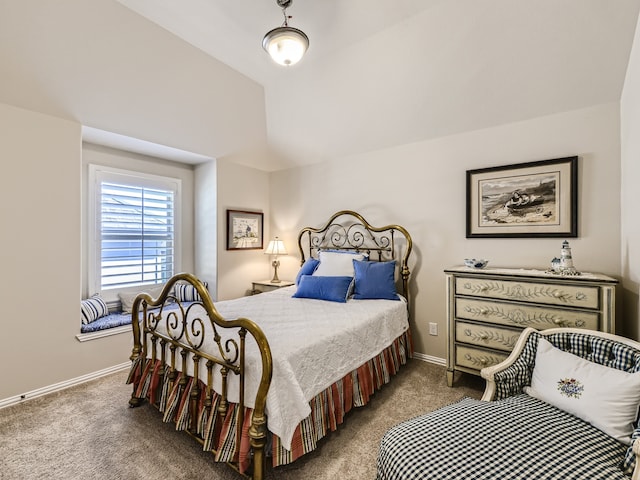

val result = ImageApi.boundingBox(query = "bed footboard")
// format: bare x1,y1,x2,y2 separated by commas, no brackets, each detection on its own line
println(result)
127,273,273,480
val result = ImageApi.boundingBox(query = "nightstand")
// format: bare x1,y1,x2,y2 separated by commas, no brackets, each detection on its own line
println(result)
251,280,294,295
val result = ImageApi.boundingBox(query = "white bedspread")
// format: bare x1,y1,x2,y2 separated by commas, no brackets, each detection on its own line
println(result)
149,286,409,450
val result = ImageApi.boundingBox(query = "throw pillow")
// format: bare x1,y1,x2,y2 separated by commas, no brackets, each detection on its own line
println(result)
119,285,166,313
524,337,640,444
296,258,320,285
292,275,353,303
313,250,366,277
352,260,398,300
81,294,109,325
174,281,208,302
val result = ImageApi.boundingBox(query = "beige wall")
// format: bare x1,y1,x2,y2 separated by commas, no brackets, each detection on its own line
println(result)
621,12,640,340
194,160,218,297
271,103,622,359
0,104,197,401
0,101,626,401
0,103,136,399
193,158,276,302
0,0,634,398
0,0,270,401
0,0,267,167
0,0,271,396
215,159,271,301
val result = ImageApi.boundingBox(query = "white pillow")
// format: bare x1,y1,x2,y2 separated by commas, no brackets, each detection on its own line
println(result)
118,285,166,313
312,250,366,277
524,337,640,444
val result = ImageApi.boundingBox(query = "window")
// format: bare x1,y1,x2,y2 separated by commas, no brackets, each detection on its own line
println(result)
88,165,181,300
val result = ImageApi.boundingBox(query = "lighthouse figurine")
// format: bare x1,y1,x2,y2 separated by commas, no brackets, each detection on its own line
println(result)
559,240,579,275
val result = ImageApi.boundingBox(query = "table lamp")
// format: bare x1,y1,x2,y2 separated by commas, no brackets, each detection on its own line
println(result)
264,237,287,283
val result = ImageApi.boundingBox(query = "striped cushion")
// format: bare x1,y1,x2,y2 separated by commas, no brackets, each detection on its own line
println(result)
81,294,109,325
174,281,208,302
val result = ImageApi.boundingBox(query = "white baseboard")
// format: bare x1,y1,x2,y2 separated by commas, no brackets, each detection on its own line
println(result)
0,362,130,410
413,351,446,366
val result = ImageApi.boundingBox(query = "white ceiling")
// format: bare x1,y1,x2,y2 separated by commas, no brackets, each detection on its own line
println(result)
114,0,640,169
1,1,639,171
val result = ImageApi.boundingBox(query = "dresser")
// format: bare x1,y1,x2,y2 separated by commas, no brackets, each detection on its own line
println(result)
445,266,618,386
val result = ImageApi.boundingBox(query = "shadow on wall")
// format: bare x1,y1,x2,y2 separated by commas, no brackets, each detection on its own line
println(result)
621,287,639,340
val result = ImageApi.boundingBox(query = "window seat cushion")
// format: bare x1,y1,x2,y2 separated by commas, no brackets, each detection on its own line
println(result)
80,302,197,334
80,311,133,333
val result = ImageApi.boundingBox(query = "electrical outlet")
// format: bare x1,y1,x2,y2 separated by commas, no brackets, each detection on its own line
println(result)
428,322,438,336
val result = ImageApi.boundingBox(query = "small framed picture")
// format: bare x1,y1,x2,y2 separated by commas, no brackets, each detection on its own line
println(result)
466,156,578,238
226,210,264,250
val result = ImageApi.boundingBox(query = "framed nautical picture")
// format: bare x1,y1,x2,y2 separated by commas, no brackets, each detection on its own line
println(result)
466,156,578,238
226,209,264,250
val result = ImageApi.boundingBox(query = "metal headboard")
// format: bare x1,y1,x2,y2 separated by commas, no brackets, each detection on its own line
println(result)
297,210,413,300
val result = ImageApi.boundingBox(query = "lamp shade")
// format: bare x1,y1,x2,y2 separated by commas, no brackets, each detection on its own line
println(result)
262,26,309,66
265,238,287,256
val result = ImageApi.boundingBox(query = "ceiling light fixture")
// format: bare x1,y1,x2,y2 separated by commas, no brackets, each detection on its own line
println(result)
262,0,309,66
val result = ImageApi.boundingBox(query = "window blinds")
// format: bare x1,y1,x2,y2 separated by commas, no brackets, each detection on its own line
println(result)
100,181,175,289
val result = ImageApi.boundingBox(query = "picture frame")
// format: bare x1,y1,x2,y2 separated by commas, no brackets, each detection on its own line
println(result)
226,209,264,250
466,156,578,238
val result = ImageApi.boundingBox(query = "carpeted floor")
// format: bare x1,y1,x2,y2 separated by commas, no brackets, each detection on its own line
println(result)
0,359,483,480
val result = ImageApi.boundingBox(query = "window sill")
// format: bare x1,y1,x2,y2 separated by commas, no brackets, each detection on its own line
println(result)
75,325,130,342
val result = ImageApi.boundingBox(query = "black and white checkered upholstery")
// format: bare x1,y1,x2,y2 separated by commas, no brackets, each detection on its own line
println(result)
377,394,629,480
489,330,640,475
492,331,640,401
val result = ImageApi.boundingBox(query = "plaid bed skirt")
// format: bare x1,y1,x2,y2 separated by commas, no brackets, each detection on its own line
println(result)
377,394,629,480
128,330,412,473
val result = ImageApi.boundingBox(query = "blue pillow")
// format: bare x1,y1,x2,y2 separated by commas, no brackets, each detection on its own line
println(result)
293,275,353,303
295,258,320,285
352,260,399,300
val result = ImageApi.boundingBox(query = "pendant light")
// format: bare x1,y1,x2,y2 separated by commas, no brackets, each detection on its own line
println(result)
262,0,309,66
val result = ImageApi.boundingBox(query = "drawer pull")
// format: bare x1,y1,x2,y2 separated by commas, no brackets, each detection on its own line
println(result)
480,308,489,315
479,333,489,340
479,286,489,292
553,319,565,326
479,358,488,365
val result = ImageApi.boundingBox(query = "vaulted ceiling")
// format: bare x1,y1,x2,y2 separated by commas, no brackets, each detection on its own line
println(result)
1,1,639,171
119,0,640,168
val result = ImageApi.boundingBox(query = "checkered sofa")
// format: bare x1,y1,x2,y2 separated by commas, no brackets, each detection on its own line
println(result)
376,327,640,480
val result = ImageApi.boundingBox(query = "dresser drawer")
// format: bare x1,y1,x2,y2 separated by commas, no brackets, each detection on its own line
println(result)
455,321,521,352
455,345,509,371
455,277,600,309
455,298,600,330
446,267,617,387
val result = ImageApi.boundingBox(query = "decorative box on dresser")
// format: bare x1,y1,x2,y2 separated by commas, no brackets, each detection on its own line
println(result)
445,266,618,387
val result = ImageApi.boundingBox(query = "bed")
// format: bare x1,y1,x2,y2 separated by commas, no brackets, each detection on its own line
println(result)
126,210,413,480
376,327,640,480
